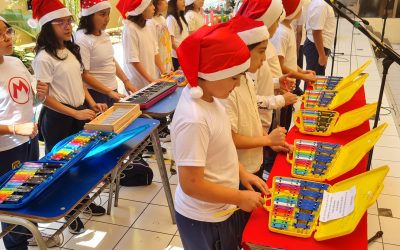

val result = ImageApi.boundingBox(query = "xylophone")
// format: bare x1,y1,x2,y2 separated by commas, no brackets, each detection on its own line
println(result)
302,90,337,109
0,162,63,204
310,76,343,91
266,166,389,240
84,103,141,133
295,109,339,136
288,123,388,181
120,81,178,109
267,176,329,237
288,140,341,180
0,130,116,208
162,70,187,87
48,130,114,162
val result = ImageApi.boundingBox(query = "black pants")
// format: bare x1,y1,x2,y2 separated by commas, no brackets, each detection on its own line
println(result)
303,38,331,88
88,88,116,108
296,45,304,89
39,105,86,153
172,57,180,71
176,210,248,250
0,138,39,250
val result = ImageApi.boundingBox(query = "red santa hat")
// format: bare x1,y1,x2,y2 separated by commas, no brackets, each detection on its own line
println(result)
185,0,195,6
80,0,112,17
177,24,250,98
283,0,303,20
28,0,71,28
116,0,152,18
236,0,284,29
228,16,269,45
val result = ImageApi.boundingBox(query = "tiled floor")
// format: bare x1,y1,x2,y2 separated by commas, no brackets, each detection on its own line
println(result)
2,18,400,250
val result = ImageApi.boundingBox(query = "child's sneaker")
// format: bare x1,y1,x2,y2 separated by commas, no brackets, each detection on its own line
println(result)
84,203,106,216
67,217,85,235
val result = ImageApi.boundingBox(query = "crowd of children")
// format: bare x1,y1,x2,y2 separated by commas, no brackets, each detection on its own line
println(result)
0,0,336,249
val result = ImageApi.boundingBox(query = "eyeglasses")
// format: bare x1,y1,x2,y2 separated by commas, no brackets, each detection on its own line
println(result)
0,28,15,43
51,18,74,29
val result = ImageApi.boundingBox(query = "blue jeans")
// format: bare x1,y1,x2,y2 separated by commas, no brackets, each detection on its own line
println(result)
0,138,39,250
303,38,331,88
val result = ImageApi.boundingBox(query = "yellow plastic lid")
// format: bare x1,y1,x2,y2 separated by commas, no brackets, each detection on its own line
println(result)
334,60,372,90
314,165,389,241
327,123,388,180
328,73,368,110
333,103,378,133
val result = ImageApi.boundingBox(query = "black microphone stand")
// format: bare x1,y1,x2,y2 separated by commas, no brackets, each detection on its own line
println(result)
324,0,400,171
330,0,369,76
381,0,391,42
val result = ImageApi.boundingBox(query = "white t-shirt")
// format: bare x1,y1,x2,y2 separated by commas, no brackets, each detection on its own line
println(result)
306,0,336,49
0,56,35,151
223,74,263,174
171,86,239,223
166,15,189,58
33,49,85,107
122,20,159,90
271,24,298,71
298,0,311,46
148,16,173,74
266,43,283,78
254,58,285,132
75,29,118,90
185,10,204,33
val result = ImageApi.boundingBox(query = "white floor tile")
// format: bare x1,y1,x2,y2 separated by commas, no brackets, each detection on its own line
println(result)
380,217,400,245
118,182,163,203
377,195,400,219
382,177,400,196
375,135,400,148
373,147,400,162
151,185,177,206
91,199,147,227
114,228,173,250
64,221,128,250
368,241,384,250
383,244,400,250
149,162,172,183
133,204,177,235
167,235,183,249
169,173,178,185
368,215,382,243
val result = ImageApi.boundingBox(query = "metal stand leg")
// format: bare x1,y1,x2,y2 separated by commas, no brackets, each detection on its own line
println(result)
0,216,47,250
114,170,122,207
150,130,176,224
107,168,117,215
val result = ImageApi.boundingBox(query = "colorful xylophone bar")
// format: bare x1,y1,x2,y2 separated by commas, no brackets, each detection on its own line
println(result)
313,76,343,90
301,110,336,133
270,177,329,236
292,140,341,178
304,90,337,109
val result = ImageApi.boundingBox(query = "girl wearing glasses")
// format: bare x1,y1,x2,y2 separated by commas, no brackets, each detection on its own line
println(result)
0,16,54,249
76,0,138,107
31,0,107,234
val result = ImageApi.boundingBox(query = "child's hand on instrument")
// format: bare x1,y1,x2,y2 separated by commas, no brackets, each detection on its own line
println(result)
107,90,125,101
303,72,317,82
268,127,287,146
237,190,265,212
283,92,298,106
74,109,96,121
240,171,269,196
124,82,138,94
36,82,49,101
14,122,38,138
279,74,295,92
271,142,293,154
91,103,108,113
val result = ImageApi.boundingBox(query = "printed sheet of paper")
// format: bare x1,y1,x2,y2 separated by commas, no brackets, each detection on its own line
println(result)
319,186,356,222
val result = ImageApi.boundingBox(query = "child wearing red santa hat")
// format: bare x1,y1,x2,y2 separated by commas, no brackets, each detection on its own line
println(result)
117,0,166,89
76,0,137,107
171,24,268,250
31,0,107,235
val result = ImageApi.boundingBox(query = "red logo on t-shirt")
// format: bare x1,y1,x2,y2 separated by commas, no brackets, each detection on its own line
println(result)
8,77,31,104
